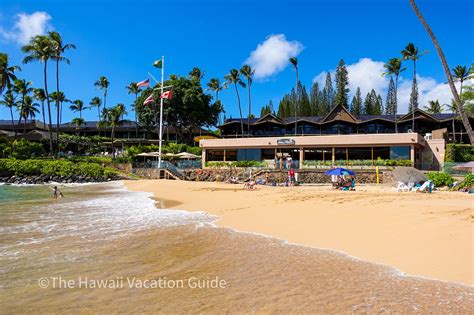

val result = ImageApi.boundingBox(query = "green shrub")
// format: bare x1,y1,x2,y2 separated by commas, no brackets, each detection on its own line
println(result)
205,160,266,168
66,156,113,164
457,173,474,190
0,158,119,179
303,159,412,167
445,144,474,162
427,172,454,187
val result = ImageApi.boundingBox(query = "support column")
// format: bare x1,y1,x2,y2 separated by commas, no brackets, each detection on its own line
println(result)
346,147,349,165
332,147,335,166
201,149,206,168
299,147,304,169
410,145,415,167
371,147,374,166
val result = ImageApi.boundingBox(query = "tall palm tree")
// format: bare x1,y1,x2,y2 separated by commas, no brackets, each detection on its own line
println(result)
33,88,47,126
224,69,246,136
22,35,54,154
0,91,17,130
401,42,428,131
19,96,39,133
70,100,85,119
49,31,76,148
12,79,33,138
126,82,140,137
71,117,85,135
0,52,21,95
240,65,255,136
289,57,299,134
206,78,227,125
383,58,407,133
452,65,469,96
423,100,443,114
410,0,473,144
94,76,109,111
104,104,125,157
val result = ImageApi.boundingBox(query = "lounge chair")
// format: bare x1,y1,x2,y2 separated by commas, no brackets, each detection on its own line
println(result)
396,182,410,192
412,180,433,193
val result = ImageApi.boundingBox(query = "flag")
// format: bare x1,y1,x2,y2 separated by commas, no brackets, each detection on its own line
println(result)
153,60,163,68
161,90,173,99
143,93,154,105
136,78,149,88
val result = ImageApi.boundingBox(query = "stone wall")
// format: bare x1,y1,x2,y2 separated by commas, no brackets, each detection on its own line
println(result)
181,168,388,184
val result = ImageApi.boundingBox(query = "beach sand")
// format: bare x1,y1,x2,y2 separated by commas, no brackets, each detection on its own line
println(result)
125,180,473,285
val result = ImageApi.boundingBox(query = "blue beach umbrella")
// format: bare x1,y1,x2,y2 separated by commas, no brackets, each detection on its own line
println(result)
324,168,355,176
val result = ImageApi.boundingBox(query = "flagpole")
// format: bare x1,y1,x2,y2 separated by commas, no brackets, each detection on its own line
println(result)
158,56,164,169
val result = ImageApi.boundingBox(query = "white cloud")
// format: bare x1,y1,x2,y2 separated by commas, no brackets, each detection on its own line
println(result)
312,58,465,113
0,12,52,45
245,34,303,80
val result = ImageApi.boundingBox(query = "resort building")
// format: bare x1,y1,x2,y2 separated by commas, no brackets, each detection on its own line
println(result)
201,105,472,170
0,119,212,144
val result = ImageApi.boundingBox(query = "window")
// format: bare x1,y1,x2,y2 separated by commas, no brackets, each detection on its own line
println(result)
207,150,225,161
390,146,410,160
237,149,261,161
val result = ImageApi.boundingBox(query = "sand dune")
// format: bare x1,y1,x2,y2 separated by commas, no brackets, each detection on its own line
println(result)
125,180,474,285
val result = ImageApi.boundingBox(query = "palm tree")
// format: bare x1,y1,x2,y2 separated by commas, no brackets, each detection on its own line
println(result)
189,67,205,82
206,78,227,125
289,57,299,134
0,52,21,95
12,79,33,138
0,91,17,130
104,104,124,157
401,43,428,131
71,117,85,135
19,96,39,133
49,91,70,143
240,65,255,136
49,31,76,147
423,100,443,114
94,76,109,111
70,100,85,119
90,97,102,122
22,35,54,154
126,82,140,137
33,88,47,126
452,65,469,96
383,58,407,133
410,0,473,144
224,69,246,136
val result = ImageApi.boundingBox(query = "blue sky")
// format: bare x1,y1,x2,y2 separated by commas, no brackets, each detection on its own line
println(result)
0,0,473,123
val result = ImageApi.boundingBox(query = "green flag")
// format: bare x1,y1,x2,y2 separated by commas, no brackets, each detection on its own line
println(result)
153,60,163,68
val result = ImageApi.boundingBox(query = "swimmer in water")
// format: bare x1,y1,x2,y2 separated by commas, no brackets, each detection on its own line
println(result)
52,186,63,199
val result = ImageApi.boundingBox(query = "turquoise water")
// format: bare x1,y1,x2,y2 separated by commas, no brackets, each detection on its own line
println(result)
0,184,51,203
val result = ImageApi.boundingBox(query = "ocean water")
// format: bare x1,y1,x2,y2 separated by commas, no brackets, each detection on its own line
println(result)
0,182,472,313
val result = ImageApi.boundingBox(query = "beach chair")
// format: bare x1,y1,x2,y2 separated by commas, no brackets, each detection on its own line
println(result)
412,180,433,193
396,182,410,192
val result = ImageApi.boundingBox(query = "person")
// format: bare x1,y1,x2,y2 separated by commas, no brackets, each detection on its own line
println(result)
52,186,63,199
288,168,295,186
286,156,292,169
265,171,270,186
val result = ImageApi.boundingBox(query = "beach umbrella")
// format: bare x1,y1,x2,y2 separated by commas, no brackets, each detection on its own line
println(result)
176,152,200,159
324,168,355,176
453,162,474,174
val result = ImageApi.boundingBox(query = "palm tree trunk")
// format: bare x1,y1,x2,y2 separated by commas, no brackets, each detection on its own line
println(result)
103,91,107,110
41,100,46,128
44,61,53,155
412,60,416,132
234,83,244,136
135,93,138,138
14,95,25,139
111,125,115,157
295,68,299,135
409,0,473,144
56,59,60,151
9,107,14,132
23,117,27,133
394,74,399,133
247,83,251,136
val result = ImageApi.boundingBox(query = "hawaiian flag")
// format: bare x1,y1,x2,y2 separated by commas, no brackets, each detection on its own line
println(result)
143,93,154,105
161,90,173,99
136,78,149,88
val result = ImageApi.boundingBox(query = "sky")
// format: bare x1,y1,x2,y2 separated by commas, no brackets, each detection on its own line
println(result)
0,0,473,124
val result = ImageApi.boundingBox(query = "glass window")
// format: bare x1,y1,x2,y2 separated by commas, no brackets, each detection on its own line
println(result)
207,150,225,161
225,150,237,161
237,149,262,161
390,146,410,160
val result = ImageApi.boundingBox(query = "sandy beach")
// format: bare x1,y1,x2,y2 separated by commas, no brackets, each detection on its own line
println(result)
125,180,474,285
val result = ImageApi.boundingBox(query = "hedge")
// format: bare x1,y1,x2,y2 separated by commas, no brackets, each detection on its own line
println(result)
427,172,454,187
0,158,119,178
303,159,413,167
445,144,474,162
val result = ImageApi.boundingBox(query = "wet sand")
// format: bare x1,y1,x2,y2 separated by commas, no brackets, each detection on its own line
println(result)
125,180,474,285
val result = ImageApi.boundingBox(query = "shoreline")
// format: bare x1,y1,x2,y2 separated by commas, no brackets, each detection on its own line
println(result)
124,180,474,285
